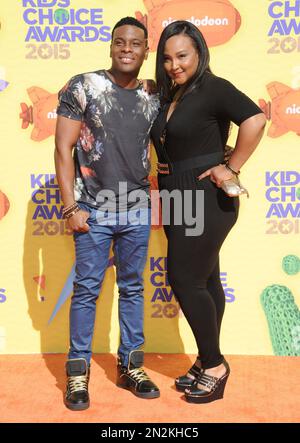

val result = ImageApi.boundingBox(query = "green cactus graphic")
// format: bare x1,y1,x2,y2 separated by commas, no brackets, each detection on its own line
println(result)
282,255,300,275
261,284,300,356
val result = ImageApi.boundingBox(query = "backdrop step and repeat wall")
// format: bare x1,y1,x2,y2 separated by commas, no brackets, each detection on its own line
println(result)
0,0,300,356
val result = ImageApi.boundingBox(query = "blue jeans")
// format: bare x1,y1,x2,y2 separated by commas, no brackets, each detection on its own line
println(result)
68,203,151,367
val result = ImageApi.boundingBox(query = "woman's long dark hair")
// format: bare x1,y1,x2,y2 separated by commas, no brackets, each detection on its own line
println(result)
156,21,211,103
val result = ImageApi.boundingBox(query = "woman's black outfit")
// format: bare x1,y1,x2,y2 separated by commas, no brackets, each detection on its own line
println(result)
151,72,262,369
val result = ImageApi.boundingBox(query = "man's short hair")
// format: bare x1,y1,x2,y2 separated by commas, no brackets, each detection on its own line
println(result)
111,16,148,40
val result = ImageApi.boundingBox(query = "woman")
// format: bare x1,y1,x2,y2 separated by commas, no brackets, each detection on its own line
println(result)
151,21,266,403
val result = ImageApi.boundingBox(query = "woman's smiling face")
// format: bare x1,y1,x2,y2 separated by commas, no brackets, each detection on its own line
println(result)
163,34,200,86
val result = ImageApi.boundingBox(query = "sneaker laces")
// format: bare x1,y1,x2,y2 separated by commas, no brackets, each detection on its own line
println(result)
67,374,88,393
128,367,151,383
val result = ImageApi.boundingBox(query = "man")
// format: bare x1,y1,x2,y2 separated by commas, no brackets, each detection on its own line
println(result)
55,16,160,411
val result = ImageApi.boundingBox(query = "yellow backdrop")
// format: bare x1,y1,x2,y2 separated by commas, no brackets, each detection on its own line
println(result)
0,0,300,357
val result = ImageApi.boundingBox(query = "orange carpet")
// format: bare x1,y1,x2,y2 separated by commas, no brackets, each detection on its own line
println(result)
1,354,299,423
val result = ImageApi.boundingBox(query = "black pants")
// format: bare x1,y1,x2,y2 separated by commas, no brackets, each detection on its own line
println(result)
159,166,239,369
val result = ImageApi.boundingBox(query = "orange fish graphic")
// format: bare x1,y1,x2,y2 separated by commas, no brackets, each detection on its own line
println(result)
20,87,58,141
259,82,300,138
0,190,10,220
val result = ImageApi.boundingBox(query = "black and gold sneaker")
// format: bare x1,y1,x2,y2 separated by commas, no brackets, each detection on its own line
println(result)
65,358,90,411
116,350,160,399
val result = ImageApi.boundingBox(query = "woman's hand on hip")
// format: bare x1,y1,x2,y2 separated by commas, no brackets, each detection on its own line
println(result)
197,164,233,187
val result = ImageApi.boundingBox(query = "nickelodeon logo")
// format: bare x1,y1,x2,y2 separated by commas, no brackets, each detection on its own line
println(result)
135,0,241,51
47,109,57,119
162,15,229,28
286,104,300,114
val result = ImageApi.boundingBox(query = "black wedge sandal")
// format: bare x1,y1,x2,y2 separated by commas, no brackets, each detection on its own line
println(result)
175,356,202,392
184,360,230,403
